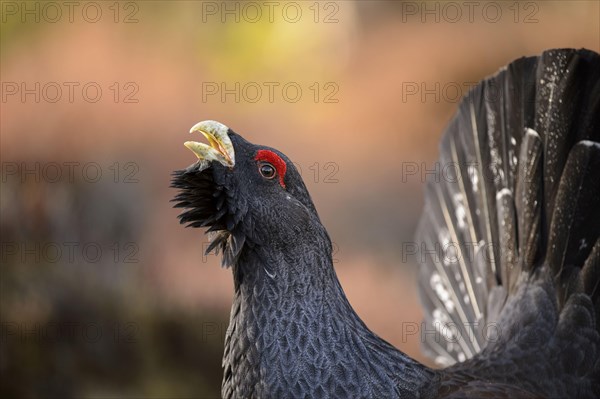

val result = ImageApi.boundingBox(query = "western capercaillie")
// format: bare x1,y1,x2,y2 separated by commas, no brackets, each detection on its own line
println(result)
172,48,600,398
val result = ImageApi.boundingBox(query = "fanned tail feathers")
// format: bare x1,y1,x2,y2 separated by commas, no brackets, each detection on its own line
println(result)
416,49,600,373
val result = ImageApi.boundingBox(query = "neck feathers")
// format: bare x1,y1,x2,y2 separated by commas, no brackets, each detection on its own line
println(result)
221,243,433,398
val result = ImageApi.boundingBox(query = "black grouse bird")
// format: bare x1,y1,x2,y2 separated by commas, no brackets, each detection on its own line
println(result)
172,48,600,398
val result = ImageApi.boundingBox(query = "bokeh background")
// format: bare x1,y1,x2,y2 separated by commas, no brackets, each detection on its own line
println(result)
1,1,598,397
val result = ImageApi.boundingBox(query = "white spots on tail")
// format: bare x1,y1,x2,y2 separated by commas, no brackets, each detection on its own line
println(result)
438,228,450,249
525,128,540,139
432,309,457,343
496,187,512,200
435,356,453,367
453,193,466,230
509,136,518,169
430,273,455,313
468,165,479,193
432,308,448,324
444,245,459,267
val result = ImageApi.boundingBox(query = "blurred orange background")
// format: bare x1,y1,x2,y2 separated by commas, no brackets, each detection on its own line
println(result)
1,1,598,397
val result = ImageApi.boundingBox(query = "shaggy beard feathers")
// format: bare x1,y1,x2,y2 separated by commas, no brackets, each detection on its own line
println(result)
171,167,246,268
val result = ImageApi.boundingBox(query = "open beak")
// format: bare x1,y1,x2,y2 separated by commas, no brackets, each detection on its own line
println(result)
184,120,235,168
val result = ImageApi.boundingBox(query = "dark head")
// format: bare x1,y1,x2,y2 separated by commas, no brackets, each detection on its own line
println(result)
171,121,328,271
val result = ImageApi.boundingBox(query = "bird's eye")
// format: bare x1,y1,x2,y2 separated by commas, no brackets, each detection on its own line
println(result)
259,162,277,179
